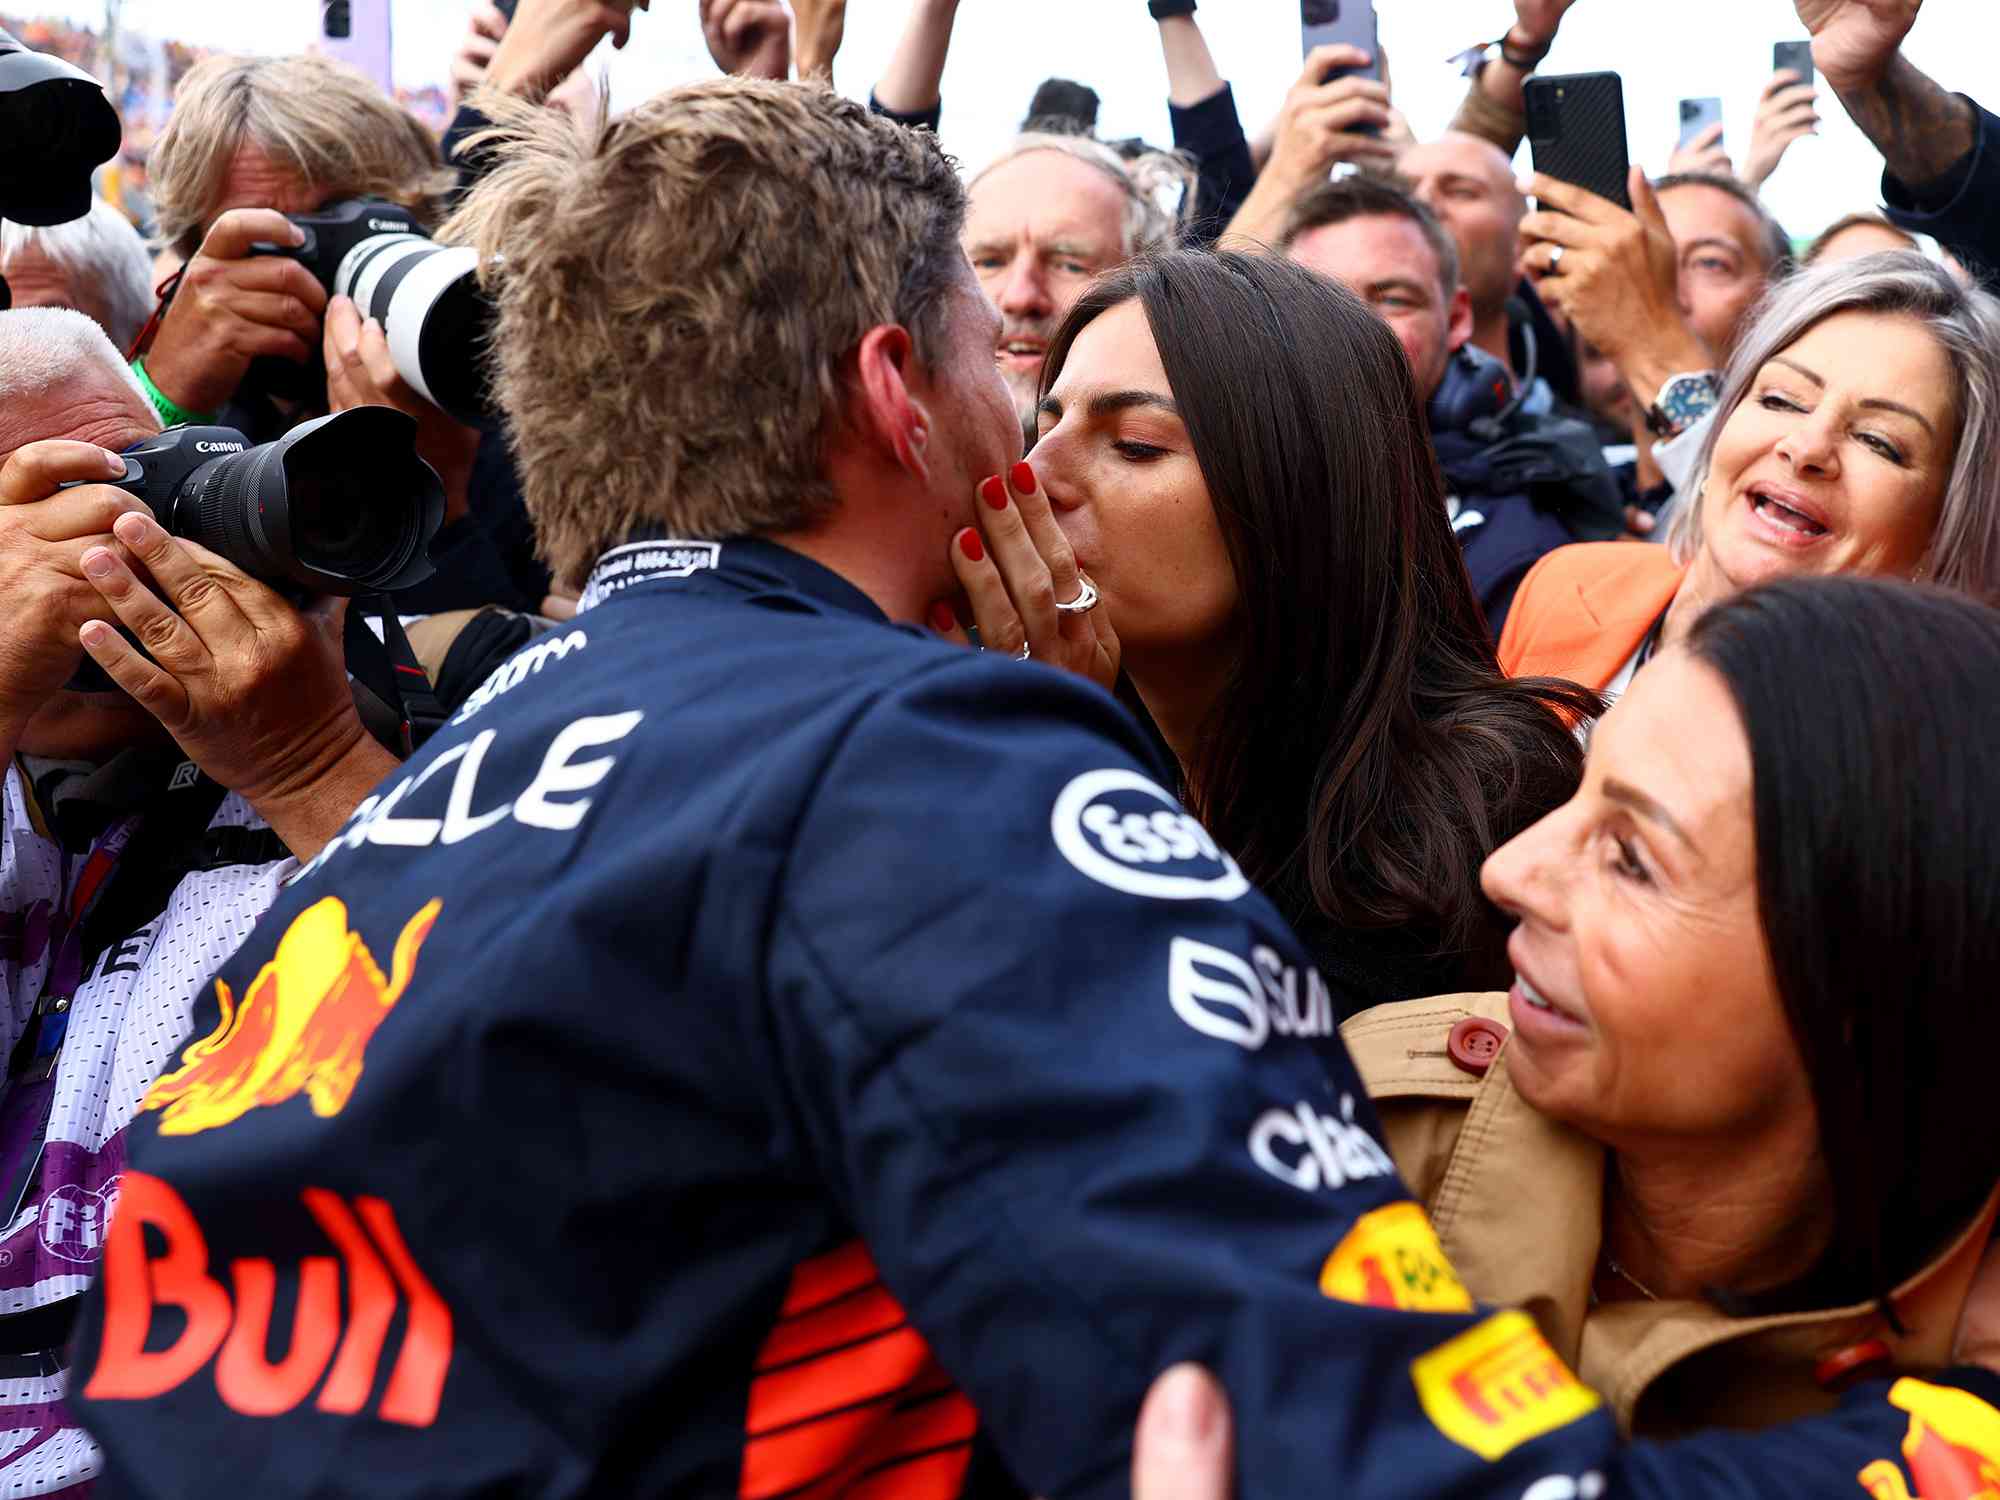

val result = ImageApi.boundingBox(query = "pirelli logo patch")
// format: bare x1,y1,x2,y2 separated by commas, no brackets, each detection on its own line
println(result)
1411,1310,1600,1461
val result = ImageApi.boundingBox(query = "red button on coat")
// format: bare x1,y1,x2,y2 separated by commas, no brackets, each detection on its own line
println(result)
1815,1340,1892,1391
1447,1017,1509,1076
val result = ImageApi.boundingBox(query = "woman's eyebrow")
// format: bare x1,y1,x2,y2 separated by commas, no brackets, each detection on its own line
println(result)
1603,778,1699,857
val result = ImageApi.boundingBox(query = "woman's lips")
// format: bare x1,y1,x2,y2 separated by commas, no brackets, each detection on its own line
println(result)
1508,977,1589,1041
1741,485,1832,550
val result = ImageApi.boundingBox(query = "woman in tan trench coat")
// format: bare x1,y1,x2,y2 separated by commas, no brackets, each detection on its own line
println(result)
1342,579,2000,1438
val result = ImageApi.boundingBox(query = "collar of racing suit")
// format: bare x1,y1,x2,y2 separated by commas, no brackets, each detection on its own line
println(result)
578,532,888,625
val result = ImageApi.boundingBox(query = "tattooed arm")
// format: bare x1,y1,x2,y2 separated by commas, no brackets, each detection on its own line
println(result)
1830,51,1975,190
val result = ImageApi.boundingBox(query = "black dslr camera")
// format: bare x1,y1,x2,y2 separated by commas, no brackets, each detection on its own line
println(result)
250,198,495,430
62,407,444,596
0,25,120,227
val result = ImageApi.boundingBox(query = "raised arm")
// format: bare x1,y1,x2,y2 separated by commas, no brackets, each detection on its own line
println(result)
1798,0,1972,187
1156,7,1255,246
1448,0,1581,155
872,0,962,127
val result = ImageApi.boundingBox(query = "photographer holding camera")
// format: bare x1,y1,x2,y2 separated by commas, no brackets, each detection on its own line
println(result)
133,53,542,616
0,305,403,1495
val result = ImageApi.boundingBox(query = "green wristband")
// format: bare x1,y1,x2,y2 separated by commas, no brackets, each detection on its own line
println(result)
131,356,216,429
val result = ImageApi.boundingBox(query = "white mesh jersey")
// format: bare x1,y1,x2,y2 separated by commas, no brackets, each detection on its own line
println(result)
0,766,292,1495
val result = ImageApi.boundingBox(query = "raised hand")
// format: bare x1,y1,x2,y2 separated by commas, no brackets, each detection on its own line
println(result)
1793,0,1920,91
1667,121,1732,179
141,209,329,418
76,510,397,860
1743,69,1820,188
1511,0,1583,48
792,0,847,82
323,294,480,527
484,0,647,99
0,441,147,751
928,462,1120,693
701,0,792,81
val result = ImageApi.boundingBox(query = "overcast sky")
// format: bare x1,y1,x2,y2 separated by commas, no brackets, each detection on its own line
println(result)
55,1,2000,238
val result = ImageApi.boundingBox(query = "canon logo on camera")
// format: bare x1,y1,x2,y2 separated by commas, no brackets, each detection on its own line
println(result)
193,441,245,454
366,218,408,233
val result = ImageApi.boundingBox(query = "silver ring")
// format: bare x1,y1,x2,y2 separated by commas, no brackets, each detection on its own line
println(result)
1546,244,1565,274
1053,575,1100,614
1014,642,1032,661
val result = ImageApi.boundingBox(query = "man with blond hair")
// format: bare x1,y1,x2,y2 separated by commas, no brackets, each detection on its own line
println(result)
137,52,453,429
69,77,2000,1500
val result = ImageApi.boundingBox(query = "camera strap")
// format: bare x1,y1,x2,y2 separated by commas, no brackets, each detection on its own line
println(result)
346,600,449,758
123,264,185,365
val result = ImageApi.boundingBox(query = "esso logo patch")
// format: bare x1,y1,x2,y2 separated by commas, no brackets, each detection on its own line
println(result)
1051,769,1249,902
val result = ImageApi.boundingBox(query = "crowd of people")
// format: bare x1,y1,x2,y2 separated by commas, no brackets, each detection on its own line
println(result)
0,0,1998,1494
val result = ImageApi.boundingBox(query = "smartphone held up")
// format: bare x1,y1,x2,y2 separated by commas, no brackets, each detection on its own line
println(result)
1526,71,1633,212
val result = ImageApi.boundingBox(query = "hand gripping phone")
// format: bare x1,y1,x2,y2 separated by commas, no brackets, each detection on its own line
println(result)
1302,0,1379,84
1678,96,1723,150
1773,39,1815,86
1525,72,1633,212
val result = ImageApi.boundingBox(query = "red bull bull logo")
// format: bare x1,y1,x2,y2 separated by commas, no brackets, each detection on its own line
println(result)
141,896,441,1137
1857,1378,2000,1500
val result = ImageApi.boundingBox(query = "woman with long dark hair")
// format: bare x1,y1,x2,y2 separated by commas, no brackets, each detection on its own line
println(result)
931,248,1595,1007
1343,577,2000,1432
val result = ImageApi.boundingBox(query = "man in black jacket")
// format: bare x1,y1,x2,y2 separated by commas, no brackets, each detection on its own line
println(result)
1283,175,1618,637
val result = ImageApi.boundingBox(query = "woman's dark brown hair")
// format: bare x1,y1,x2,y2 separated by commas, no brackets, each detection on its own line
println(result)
1041,249,1598,986
1686,578,2000,1306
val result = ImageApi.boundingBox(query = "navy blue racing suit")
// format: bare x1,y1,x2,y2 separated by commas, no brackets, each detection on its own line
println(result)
67,538,2000,1497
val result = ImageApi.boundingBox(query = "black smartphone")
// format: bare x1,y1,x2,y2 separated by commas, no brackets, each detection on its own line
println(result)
1677,96,1723,149
1301,0,1379,85
1525,72,1632,212
1773,40,1814,86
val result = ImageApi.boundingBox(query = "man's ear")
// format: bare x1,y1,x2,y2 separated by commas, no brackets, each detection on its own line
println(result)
1445,285,1475,355
852,323,932,486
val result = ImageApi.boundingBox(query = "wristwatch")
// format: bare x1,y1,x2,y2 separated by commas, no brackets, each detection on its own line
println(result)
1148,0,1196,17
1645,370,1720,439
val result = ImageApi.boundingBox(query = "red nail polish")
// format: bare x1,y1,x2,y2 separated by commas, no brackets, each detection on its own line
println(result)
980,476,1008,510
930,601,957,633
959,528,984,562
1011,461,1037,494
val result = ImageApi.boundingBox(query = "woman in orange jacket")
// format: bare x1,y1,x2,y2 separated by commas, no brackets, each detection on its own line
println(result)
1500,252,2000,694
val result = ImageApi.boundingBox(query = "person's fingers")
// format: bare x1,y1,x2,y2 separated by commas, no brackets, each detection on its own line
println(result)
168,536,292,633
539,592,580,622
1630,165,1670,239
925,595,972,647
1688,121,1723,152
77,542,210,681
323,293,368,408
1521,172,1618,223
1766,67,1802,96
1132,1365,1233,1500
198,207,307,262
18,485,144,543
470,2,509,41
1770,82,1817,113
1299,42,1370,87
78,619,189,728
458,33,499,64
1518,208,1595,250
0,441,130,507
1304,95,1393,136
972,474,1060,645
106,511,250,641
356,314,408,401
1006,461,1083,609
948,524,1030,658
1624,504,1657,537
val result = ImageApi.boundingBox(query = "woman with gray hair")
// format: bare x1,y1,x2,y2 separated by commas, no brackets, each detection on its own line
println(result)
1496,250,2000,693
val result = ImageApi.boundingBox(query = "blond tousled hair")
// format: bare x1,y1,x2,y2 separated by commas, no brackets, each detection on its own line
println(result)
152,53,454,260
441,80,971,589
